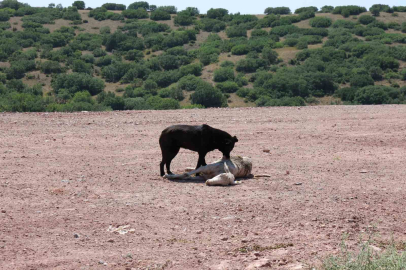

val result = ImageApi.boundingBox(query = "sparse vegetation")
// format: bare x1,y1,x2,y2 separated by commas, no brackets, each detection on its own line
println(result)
322,235,406,270
0,1,405,112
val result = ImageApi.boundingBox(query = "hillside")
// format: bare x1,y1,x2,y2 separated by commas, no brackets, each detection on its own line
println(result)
0,1,406,111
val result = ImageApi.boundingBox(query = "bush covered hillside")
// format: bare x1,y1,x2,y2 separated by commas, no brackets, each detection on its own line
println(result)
0,1,406,111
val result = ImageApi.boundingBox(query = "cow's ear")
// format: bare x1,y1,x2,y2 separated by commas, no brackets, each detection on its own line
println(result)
233,136,238,142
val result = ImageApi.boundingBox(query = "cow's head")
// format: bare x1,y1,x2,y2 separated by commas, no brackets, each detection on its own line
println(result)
220,136,238,159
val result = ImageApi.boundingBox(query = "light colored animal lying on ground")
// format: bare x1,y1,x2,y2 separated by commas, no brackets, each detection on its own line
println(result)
163,156,253,186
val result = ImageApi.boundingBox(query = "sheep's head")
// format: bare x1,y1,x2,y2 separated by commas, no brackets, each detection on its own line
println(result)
206,162,235,186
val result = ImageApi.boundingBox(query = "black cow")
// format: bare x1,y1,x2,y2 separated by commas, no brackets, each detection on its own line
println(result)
159,124,238,176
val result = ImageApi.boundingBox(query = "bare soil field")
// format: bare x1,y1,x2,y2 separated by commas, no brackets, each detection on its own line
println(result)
1,106,406,269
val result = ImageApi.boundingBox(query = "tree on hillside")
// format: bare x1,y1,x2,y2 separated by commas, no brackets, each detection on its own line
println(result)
191,82,226,108
128,1,149,10
72,1,85,10
207,8,228,19
264,7,291,15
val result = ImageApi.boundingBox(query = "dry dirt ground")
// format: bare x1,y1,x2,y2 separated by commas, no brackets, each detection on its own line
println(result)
1,106,406,270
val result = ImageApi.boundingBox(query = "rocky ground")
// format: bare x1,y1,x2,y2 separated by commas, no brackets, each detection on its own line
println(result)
1,105,406,269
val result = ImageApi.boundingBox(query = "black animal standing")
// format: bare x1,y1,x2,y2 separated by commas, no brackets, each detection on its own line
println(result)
159,124,238,176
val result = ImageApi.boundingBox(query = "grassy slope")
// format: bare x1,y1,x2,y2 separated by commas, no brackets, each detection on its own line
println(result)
3,10,406,107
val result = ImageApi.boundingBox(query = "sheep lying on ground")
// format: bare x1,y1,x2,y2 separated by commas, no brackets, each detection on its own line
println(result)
163,156,252,186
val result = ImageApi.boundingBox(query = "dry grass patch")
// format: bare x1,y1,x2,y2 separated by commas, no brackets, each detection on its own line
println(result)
217,31,229,40
8,16,23,31
179,90,192,107
218,53,245,63
293,19,312,29
0,62,11,68
227,93,255,108
247,27,271,37
103,81,129,96
22,71,53,94
274,47,300,64
195,31,211,44
44,19,71,33
375,79,406,88
44,11,124,34
315,96,343,105
200,63,217,83
375,11,406,24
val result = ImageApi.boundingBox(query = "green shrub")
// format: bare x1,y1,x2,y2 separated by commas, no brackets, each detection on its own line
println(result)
235,74,248,86
122,8,149,19
319,5,334,13
174,13,194,26
128,1,149,10
350,74,374,88
213,68,235,82
125,49,144,61
332,19,357,29
146,96,180,110
181,104,204,109
72,1,85,10
179,63,202,77
264,7,291,15
147,70,180,87
226,26,247,38
40,60,62,74
231,44,249,55
220,61,235,68
354,85,394,104
156,6,177,14
256,96,306,106
0,72,6,83
93,48,107,57
216,81,239,93
269,25,300,36
100,26,111,34
358,15,376,25
251,29,268,37
0,11,10,21
124,97,150,110
332,6,367,17
0,92,44,112
198,18,226,32
150,10,171,21
296,41,308,49
309,17,332,28
236,87,250,98
284,38,299,47
191,81,226,108
102,3,126,10
387,22,400,30
335,87,357,101
262,47,278,65
207,8,228,19
295,6,318,13
97,91,125,110
178,75,203,91
52,72,105,95
369,67,383,81
158,86,184,101
236,58,267,73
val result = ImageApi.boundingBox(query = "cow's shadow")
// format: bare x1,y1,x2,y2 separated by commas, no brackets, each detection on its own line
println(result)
163,174,255,185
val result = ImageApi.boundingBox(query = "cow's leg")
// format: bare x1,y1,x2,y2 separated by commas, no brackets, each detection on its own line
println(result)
160,150,167,176
195,152,207,176
164,146,180,175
